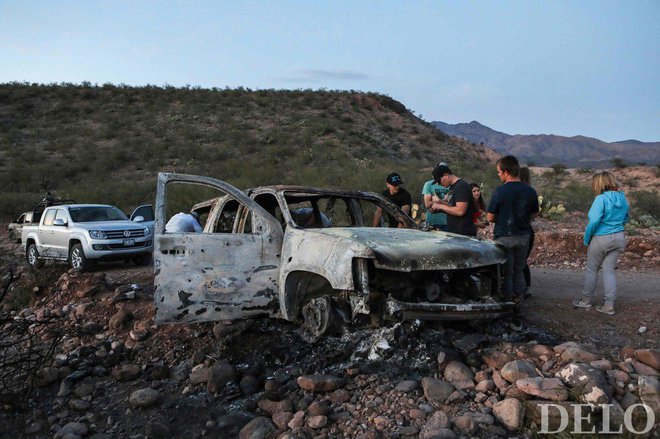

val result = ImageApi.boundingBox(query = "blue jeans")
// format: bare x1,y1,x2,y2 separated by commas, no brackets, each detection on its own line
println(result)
582,232,626,307
496,234,530,301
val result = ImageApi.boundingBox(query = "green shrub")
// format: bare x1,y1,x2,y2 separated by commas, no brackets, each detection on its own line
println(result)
630,190,660,220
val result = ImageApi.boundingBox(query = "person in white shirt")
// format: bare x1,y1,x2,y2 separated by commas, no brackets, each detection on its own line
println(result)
165,211,203,233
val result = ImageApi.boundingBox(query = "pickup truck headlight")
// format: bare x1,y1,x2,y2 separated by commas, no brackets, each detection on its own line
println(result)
144,226,151,236
89,230,107,239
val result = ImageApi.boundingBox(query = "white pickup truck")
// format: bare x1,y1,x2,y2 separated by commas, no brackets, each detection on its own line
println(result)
22,204,154,271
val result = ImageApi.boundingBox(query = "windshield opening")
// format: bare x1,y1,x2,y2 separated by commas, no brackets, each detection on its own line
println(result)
69,206,129,222
282,192,411,228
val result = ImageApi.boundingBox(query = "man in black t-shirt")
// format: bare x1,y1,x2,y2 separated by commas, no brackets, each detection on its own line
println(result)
372,172,412,228
487,155,539,301
430,164,477,236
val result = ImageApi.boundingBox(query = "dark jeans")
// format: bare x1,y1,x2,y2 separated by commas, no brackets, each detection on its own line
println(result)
523,229,535,288
496,234,530,301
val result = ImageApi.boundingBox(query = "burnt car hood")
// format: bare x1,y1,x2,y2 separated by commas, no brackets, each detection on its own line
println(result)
309,227,506,271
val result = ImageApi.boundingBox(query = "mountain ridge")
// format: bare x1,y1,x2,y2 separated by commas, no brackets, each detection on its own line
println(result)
432,120,660,168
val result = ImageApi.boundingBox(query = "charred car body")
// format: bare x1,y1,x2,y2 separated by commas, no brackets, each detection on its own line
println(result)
154,173,514,336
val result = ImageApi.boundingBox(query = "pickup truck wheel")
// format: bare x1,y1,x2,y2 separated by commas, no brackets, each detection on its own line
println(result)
26,244,43,268
69,244,90,272
301,296,340,338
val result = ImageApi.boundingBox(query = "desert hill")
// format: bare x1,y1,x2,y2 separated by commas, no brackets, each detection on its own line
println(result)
432,120,660,168
0,83,496,219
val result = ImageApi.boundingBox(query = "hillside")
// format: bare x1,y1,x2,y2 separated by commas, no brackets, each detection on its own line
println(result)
0,83,497,219
432,120,660,168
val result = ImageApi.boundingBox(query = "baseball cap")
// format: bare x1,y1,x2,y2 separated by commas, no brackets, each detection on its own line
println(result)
432,164,452,184
386,172,403,186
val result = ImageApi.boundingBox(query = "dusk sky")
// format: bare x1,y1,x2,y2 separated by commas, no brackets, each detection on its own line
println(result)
2,1,658,142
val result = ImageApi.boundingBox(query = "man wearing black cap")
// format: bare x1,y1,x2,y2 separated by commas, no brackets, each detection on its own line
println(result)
430,164,477,236
372,172,411,228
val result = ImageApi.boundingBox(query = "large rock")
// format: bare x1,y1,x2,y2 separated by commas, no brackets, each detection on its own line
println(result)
635,349,660,371
443,361,474,384
561,347,599,363
307,415,327,429
516,377,569,401
638,376,660,415
556,363,612,405
207,361,237,393
482,349,516,370
553,341,582,354
421,377,455,403
493,398,525,431
112,364,141,381
129,388,160,408
272,412,293,429
419,410,451,438
109,309,131,331
297,374,345,392
189,365,212,384
500,360,537,383
395,380,419,393
631,361,659,377
55,422,88,439
451,415,476,434
524,400,595,433
239,416,276,439
257,398,293,415
530,344,555,359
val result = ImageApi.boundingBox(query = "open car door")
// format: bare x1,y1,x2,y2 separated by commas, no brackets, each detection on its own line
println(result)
154,173,284,323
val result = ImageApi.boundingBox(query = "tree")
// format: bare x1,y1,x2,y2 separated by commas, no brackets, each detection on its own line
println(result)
610,157,627,169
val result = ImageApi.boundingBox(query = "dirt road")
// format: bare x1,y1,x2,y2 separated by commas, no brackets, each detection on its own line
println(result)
520,267,659,352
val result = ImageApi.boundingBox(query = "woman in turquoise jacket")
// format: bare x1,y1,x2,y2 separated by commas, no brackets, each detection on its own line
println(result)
573,171,629,315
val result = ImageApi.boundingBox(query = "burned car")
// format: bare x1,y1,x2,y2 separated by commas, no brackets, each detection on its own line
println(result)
154,173,513,336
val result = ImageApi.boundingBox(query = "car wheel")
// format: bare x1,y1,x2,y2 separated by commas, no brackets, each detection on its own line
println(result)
301,296,340,339
69,244,90,272
26,244,43,269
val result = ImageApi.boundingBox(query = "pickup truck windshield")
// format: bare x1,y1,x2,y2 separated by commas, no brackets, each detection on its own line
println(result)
68,206,128,222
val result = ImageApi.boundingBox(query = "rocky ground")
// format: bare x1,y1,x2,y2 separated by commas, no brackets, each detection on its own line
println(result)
0,218,658,439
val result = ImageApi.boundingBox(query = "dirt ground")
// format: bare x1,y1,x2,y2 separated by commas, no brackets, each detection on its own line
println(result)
521,267,659,352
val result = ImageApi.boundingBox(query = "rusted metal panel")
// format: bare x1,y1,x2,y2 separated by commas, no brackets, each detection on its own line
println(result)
155,233,282,323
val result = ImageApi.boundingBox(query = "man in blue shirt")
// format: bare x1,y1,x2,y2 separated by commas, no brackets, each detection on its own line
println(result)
422,163,450,231
486,156,539,302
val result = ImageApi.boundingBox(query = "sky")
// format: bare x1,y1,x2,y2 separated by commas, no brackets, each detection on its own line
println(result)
1,1,659,143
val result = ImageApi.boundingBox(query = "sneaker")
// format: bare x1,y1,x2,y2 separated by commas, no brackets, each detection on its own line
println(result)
572,299,592,309
595,305,615,315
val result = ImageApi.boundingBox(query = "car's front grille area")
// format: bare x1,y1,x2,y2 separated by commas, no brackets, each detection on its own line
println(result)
107,241,151,249
104,229,146,239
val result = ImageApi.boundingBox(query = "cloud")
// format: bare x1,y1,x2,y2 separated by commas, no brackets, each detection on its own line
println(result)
278,69,369,83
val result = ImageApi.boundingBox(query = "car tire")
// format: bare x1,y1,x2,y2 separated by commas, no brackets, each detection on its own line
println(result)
301,296,341,339
26,243,43,269
69,244,90,272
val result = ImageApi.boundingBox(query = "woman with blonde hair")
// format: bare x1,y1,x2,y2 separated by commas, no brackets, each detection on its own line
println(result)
573,171,629,315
